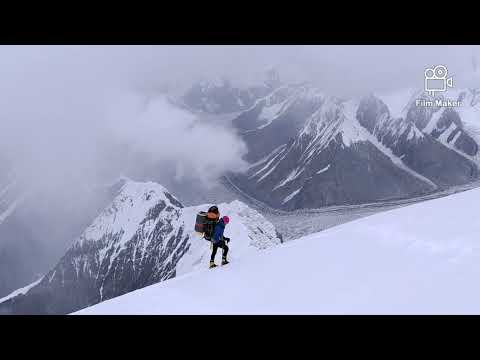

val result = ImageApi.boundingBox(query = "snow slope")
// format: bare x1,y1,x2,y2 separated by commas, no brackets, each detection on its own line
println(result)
75,186,480,315
176,200,281,276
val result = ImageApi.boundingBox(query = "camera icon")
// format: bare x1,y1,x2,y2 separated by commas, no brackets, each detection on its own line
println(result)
424,65,453,96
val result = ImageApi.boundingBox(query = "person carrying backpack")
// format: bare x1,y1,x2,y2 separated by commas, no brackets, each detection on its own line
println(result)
209,214,230,268
202,206,220,242
194,205,231,268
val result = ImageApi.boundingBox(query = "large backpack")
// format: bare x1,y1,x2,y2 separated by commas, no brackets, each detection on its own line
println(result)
195,208,219,241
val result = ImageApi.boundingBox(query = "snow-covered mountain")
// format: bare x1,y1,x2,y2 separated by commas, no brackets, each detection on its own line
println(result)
409,89,480,160
231,94,436,209
75,185,480,315
180,69,282,115
228,83,480,210
232,83,325,163
0,179,281,314
357,93,478,188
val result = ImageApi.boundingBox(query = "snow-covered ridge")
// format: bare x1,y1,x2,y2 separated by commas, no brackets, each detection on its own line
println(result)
295,97,395,165
75,179,280,275
240,83,325,134
239,91,449,210
79,180,181,247
75,185,480,315
297,96,386,152
176,199,281,275
260,84,324,129
359,123,438,189
0,179,281,314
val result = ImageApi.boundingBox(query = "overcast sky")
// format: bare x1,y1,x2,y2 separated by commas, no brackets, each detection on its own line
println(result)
131,45,480,95
1,45,477,98
0,45,479,200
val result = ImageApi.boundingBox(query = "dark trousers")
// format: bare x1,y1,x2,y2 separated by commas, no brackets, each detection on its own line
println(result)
210,240,229,262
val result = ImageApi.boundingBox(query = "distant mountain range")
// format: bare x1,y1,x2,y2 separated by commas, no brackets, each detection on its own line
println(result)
181,71,480,210
179,68,282,114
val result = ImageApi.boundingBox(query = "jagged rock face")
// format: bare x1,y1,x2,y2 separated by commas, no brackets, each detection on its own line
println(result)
356,95,391,133
357,96,478,188
0,181,190,314
428,108,478,156
229,88,480,210
232,139,434,210
406,94,439,131
406,91,480,159
231,97,435,210
455,131,478,157
232,85,298,132
286,141,433,210
233,84,325,163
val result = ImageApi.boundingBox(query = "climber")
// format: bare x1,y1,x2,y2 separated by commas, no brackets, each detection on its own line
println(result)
209,215,230,268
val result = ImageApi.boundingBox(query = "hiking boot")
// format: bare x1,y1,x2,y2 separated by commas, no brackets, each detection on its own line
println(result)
209,261,217,269
221,258,229,266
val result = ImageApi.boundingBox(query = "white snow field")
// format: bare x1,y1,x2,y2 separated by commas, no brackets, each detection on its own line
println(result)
75,187,480,315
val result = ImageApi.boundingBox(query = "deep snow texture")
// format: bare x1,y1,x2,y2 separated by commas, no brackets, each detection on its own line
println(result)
76,186,480,315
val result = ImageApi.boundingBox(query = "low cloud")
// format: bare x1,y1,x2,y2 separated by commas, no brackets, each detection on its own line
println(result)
104,92,248,187
0,46,249,201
